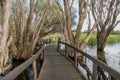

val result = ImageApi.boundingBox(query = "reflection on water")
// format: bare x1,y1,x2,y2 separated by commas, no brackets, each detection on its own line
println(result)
14,64,33,80
0,57,43,80
84,43,120,72
0,75,3,80
14,58,42,80
81,42,120,80
104,43,120,72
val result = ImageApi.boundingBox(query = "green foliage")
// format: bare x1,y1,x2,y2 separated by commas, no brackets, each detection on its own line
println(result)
80,33,97,46
54,32,120,46
80,33,86,42
38,0,48,9
52,2,62,15
111,30,120,34
42,33,64,39
46,2,63,20
107,34,120,44
80,33,120,45
88,36,97,45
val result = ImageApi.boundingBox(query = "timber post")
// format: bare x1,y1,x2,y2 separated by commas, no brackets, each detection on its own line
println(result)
93,56,97,80
57,37,61,51
32,60,37,80
65,44,68,57
42,49,45,60
74,50,78,67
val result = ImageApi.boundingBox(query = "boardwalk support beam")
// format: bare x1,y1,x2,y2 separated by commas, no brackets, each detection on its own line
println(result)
74,50,78,67
32,60,37,80
65,44,68,57
93,63,97,80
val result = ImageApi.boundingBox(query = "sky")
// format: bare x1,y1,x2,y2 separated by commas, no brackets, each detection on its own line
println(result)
115,15,120,31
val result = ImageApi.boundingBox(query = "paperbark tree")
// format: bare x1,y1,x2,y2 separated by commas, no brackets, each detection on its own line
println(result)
61,0,101,78
91,0,120,51
10,0,49,59
39,2,64,38
0,0,12,74
39,17,63,38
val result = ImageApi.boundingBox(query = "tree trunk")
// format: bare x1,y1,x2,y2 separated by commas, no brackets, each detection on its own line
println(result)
0,0,12,74
91,0,120,51
80,16,100,50
10,0,49,60
63,0,93,78
63,0,74,57
97,31,108,51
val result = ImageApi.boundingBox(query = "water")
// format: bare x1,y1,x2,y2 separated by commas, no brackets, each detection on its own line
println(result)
14,58,43,80
0,58,43,80
0,75,3,80
77,42,120,80
84,43,120,73
104,43,120,72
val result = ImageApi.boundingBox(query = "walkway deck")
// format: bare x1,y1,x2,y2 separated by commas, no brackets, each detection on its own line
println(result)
38,45,82,80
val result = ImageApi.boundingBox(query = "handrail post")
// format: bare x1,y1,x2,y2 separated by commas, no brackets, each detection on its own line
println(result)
93,58,97,80
65,44,68,57
57,37,60,51
43,49,45,60
57,41,59,51
32,60,37,80
74,50,78,66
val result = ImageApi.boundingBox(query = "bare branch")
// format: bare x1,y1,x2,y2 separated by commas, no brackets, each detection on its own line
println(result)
113,20,120,29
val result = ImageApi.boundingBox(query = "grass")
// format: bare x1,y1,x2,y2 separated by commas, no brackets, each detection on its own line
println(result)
47,32,120,45
80,33,97,45
42,33,64,40
88,36,97,45
80,33,120,45
107,34,120,44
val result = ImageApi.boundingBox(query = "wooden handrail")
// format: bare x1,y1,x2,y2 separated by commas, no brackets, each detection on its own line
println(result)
58,40,120,80
2,47,45,80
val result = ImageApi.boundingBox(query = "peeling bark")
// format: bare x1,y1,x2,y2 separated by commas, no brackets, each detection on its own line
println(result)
0,0,12,74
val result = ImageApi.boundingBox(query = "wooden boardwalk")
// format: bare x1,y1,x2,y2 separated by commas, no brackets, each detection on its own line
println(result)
2,41,120,80
38,45,82,80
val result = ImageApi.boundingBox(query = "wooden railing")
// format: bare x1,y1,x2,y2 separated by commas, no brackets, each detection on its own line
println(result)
39,38,54,46
57,40,120,80
2,47,45,80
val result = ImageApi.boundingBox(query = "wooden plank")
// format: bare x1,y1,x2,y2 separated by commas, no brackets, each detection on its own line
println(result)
38,45,82,80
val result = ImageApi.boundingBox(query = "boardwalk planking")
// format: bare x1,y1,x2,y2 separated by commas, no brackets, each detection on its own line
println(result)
38,45,82,80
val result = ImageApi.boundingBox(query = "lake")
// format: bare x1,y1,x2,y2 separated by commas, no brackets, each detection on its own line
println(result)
84,42,120,72
78,42,120,79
